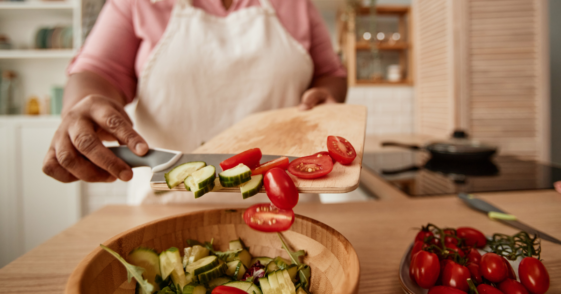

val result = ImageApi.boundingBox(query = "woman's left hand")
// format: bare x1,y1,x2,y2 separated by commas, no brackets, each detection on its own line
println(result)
299,88,338,111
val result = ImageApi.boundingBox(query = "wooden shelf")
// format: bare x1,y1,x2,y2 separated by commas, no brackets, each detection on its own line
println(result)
356,42,409,50
0,49,75,59
0,2,74,9
356,80,413,86
357,6,410,16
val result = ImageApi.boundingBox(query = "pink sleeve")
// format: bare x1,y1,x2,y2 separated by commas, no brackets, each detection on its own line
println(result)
306,0,347,78
67,0,140,102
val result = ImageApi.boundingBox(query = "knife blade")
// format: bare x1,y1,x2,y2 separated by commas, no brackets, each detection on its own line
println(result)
458,193,561,245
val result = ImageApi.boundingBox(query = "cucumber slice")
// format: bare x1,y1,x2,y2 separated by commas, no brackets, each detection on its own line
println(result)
226,260,247,280
187,245,210,265
239,174,263,199
164,161,206,189
224,281,263,294
275,270,293,294
208,277,233,290
197,260,227,284
191,165,216,190
159,251,175,280
266,260,279,273
185,176,216,198
286,265,298,283
185,272,194,285
219,164,251,187
273,257,292,270
215,249,243,262
186,255,219,276
282,270,296,294
251,257,273,267
166,247,188,289
229,239,244,251
183,284,207,294
127,247,161,290
267,273,281,292
236,249,252,269
260,277,273,294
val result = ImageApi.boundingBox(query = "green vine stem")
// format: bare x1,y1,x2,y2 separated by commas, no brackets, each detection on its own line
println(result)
488,231,541,260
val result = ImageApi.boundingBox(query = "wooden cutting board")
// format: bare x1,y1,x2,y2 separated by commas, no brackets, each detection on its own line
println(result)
152,104,367,193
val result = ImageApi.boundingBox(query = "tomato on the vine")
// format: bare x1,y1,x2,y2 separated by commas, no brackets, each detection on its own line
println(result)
220,148,262,170
457,227,487,248
502,256,516,280
251,157,289,175
467,248,482,265
263,168,299,210
287,152,334,179
327,136,356,165
415,229,434,243
441,261,470,292
428,286,467,294
499,279,529,294
443,229,459,246
445,243,465,258
519,257,550,294
477,284,505,294
467,262,483,284
212,285,249,294
480,253,508,283
243,203,294,232
410,251,440,289
411,241,427,261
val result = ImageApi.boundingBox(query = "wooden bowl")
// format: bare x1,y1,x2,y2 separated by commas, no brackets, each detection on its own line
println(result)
65,209,360,294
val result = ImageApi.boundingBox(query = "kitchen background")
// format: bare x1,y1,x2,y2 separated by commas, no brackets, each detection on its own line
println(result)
0,0,559,268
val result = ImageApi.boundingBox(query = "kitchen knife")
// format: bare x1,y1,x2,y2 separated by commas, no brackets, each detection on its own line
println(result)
108,146,296,187
458,193,561,245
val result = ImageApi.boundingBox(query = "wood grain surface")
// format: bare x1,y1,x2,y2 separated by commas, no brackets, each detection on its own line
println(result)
151,104,367,193
1,190,560,293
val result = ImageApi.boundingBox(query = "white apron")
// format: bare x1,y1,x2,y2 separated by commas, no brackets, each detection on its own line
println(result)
127,0,317,204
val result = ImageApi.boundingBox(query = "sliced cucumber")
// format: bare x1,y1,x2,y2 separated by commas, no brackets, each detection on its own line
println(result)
236,249,252,269
224,281,263,294
166,247,188,289
208,277,233,290
183,247,192,268
239,174,263,199
266,260,279,273
185,175,216,198
164,161,206,189
282,270,296,294
159,251,175,280
187,245,210,266
185,272,194,285
198,260,227,284
229,239,245,251
275,270,293,294
215,248,243,262
186,255,219,276
273,257,292,270
267,273,281,292
226,260,247,280
191,165,216,190
219,164,251,187
259,277,273,294
286,265,298,283
251,257,273,267
127,247,161,290
182,284,207,294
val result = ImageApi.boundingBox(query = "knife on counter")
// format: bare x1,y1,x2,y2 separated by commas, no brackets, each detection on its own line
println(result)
458,193,561,245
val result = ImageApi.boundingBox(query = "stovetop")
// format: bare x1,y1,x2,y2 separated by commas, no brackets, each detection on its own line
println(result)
362,151,561,197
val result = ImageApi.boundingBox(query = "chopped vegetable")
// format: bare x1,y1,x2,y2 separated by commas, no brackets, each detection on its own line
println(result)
220,148,262,171
100,244,154,294
327,136,356,165
252,157,290,175
287,152,333,179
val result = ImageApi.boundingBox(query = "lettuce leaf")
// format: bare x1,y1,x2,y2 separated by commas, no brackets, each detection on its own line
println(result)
100,244,155,294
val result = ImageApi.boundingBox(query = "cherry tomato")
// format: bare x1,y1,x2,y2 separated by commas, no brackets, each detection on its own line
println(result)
456,227,487,248
467,262,483,284
287,152,334,179
316,151,335,163
428,286,467,294
499,279,529,294
477,284,505,294
251,157,289,175
410,251,440,289
502,256,516,280
263,168,299,209
467,248,482,265
212,285,249,294
445,243,465,258
439,259,453,285
441,261,470,292
243,203,294,232
327,135,357,165
443,229,459,246
480,253,508,283
519,257,550,294
411,241,427,261
415,229,434,243
220,148,262,170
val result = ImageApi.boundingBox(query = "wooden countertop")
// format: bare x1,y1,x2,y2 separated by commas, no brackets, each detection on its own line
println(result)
1,190,560,293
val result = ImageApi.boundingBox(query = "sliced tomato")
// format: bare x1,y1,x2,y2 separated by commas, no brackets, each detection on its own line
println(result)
243,203,295,232
212,285,249,294
327,136,357,165
220,148,262,171
316,151,335,163
264,168,299,209
287,152,334,179
251,157,289,175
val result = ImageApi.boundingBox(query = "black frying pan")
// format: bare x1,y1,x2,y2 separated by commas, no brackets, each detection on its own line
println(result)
382,130,497,161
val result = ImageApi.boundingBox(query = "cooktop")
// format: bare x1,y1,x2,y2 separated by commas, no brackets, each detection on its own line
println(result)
362,151,561,197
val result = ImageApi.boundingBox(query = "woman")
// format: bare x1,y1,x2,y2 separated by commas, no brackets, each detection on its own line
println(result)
42,0,347,203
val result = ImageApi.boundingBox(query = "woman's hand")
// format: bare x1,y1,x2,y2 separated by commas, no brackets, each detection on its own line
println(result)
555,181,561,194
299,76,347,111
42,95,148,183
299,88,338,111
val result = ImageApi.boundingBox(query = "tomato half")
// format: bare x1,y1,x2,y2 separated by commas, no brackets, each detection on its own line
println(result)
477,284,504,294
316,151,335,163
467,248,482,265
441,261,470,292
220,148,262,170
212,285,249,294
499,279,529,294
410,251,440,289
263,168,299,209
427,286,467,294
251,157,289,175
480,253,508,283
327,136,357,165
243,203,295,232
456,227,487,248
287,152,333,179
519,257,550,294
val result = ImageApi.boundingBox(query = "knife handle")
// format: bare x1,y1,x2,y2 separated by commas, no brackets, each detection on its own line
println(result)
108,146,182,172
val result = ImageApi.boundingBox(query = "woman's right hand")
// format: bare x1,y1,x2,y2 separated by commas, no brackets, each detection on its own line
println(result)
42,95,149,183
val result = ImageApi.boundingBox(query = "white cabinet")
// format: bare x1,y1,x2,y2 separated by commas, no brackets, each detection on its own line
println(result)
0,116,80,267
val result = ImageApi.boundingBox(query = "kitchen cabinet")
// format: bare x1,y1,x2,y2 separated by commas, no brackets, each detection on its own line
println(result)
412,0,550,161
0,116,81,268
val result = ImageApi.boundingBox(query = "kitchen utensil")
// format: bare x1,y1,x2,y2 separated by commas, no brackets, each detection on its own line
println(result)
112,104,366,194
65,209,361,294
458,193,561,245
382,130,498,161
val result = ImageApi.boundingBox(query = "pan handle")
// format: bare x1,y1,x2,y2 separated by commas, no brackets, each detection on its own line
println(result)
381,142,422,150
381,165,421,175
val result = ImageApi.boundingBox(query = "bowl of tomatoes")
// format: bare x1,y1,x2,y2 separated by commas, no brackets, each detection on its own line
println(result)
400,224,550,294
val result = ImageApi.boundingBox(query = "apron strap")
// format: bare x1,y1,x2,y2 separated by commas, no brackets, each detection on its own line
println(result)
258,0,275,14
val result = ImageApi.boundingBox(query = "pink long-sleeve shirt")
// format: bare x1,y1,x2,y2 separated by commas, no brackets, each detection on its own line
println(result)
69,0,346,102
